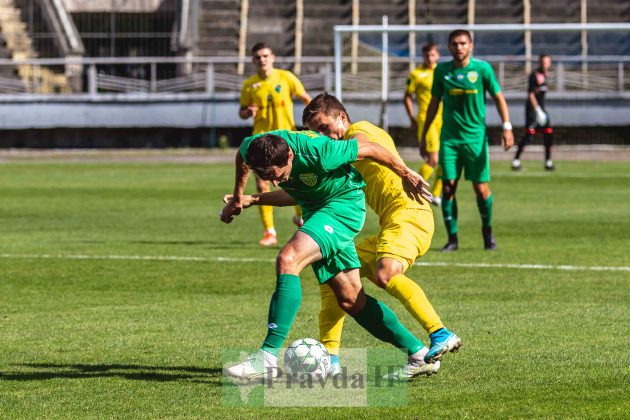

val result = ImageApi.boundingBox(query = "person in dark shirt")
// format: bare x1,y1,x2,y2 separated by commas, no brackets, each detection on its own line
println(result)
512,54,554,171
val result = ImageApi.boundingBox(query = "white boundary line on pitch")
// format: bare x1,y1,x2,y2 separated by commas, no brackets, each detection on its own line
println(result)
1,253,629,272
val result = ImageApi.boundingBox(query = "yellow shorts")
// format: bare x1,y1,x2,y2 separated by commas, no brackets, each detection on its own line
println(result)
356,207,434,279
417,117,442,153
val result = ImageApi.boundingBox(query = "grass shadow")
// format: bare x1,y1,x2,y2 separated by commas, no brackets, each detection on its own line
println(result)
0,363,222,385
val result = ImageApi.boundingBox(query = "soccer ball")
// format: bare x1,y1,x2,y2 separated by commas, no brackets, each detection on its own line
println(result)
283,338,330,377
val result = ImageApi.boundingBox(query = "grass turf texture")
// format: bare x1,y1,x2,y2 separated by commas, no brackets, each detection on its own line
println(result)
1,158,629,418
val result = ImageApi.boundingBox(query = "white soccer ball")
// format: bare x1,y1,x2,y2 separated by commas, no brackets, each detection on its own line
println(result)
283,338,330,377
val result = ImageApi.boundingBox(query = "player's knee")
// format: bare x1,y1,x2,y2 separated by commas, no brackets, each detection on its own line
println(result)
427,155,438,167
373,271,392,289
443,182,456,198
336,295,358,314
276,251,298,273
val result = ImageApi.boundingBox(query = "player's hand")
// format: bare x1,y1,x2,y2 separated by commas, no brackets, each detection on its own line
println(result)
219,196,244,224
410,119,418,133
223,194,255,208
534,106,548,126
419,136,429,159
402,169,433,204
502,129,514,151
247,104,258,118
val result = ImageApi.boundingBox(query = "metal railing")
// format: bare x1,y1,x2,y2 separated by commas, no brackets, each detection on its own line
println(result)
0,55,627,99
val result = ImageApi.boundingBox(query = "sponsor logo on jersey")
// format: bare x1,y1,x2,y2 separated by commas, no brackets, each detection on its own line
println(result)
324,225,334,234
456,74,464,81
467,71,479,83
536,72,546,85
275,84,281,93
299,173,318,186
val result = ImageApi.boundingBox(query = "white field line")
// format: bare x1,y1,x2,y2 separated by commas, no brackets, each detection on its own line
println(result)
1,253,629,272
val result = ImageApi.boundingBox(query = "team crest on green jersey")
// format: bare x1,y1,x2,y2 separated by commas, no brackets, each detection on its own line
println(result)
299,173,318,186
467,71,479,83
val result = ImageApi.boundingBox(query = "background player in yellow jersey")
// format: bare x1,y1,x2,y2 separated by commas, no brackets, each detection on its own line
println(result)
239,42,311,246
404,43,443,206
303,93,461,378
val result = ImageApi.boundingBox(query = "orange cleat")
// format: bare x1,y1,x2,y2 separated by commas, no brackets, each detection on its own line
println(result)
259,232,278,246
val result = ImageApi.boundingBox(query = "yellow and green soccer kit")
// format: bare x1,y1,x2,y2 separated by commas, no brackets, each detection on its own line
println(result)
432,58,501,183
240,69,306,135
319,121,444,355
405,65,442,153
240,69,306,231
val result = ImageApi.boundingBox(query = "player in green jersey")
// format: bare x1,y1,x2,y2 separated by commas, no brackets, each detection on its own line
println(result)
421,29,514,251
221,130,438,381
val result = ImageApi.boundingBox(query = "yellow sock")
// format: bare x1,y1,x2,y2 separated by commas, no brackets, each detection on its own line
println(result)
385,274,443,333
419,162,434,182
258,205,274,231
294,205,302,218
319,284,345,355
432,178,443,199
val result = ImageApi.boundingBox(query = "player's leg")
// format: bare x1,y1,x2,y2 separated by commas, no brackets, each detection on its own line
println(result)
327,268,439,379
513,127,535,171
317,234,379,374
543,126,554,170
463,138,495,250
223,231,322,380
255,174,277,246
426,119,442,205
439,141,461,251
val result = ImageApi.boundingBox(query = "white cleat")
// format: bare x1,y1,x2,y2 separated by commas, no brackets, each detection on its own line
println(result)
511,159,522,171
292,215,304,228
383,349,441,381
223,350,279,382
431,196,442,207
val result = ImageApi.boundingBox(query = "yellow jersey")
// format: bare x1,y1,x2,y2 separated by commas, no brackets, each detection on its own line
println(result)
344,121,431,220
240,69,306,135
405,64,442,121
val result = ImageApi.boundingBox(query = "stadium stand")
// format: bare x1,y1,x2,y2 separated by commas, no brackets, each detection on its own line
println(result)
197,0,240,68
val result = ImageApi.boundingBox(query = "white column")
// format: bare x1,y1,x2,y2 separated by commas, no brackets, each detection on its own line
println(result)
237,0,249,75
294,0,303,75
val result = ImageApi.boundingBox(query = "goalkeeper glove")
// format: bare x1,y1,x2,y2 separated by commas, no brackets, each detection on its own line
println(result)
535,106,548,126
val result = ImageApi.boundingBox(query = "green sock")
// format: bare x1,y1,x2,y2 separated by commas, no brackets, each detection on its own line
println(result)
262,274,302,356
476,194,493,228
353,295,424,355
442,198,458,235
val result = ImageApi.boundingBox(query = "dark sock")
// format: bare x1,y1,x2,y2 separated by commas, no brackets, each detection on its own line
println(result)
515,134,532,159
544,132,553,161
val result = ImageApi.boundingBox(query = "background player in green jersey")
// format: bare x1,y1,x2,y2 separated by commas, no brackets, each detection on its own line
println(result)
421,29,514,251
220,130,438,381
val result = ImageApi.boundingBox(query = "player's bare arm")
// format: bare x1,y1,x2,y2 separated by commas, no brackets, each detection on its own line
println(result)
492,91,514,150
220,152,250,223
403,93,417,130
239,104,258,119
298,92,312,105
528,91,540,109
420,96,441,157
354,134,432,204
223,189,297,208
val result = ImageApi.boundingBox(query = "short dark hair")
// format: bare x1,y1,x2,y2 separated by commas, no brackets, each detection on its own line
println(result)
302,92,350,126
245,134,290,178
539,53,551,60
448,29,473,44
421,42,438,54
252,42,273,55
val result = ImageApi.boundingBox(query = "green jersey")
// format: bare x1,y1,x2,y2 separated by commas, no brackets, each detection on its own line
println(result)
432,58,501,142
240,130,365,214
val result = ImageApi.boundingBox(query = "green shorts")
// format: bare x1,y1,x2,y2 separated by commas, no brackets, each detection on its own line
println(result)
299,195,366,284
439,137,490,183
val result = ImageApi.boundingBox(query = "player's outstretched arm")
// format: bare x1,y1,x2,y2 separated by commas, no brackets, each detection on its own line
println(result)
223,190,297,208
354,134,432,204
419,96,441,158
403,93,417,131
220,152,250,224
492,91,514,150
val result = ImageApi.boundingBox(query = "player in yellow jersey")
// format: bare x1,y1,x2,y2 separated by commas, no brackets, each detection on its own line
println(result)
404,43,443,206
303,93,461,378
239,42,311,246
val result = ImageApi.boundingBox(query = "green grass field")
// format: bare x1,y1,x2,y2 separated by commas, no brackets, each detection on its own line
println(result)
1,156,629,418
